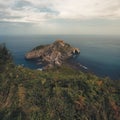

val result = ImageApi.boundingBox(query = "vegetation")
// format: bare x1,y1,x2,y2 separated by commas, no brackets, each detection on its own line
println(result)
0,45,120,120
0,44,12,72
32,45,49,51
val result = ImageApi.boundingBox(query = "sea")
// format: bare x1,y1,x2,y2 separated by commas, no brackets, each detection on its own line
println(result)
0,34,120,80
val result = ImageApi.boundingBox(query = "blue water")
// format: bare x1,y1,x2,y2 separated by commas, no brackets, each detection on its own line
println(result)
0,35,120,80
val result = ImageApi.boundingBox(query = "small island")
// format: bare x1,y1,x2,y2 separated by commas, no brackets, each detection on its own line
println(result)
25,40,80,69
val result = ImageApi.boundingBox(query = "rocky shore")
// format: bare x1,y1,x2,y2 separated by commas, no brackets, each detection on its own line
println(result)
25,40,80,69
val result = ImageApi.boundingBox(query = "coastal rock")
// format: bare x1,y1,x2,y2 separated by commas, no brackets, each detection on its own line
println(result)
72,48,80,54
25,40,80,69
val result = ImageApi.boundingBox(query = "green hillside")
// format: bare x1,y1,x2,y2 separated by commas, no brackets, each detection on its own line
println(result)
0,44,120,120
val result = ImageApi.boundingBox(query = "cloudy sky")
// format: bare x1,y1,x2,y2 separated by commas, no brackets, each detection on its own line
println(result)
0,0,120,35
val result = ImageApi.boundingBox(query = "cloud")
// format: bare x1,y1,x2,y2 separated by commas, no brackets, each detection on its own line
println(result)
12,0,32,10
0,0,120,23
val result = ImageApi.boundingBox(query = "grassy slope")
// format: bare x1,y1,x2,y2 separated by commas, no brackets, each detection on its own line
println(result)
0,45,120,120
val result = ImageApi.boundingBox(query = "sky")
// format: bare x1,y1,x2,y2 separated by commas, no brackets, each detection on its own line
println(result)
0,0,120,35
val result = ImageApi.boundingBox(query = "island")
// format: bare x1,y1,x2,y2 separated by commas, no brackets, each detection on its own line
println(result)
25,40,80,69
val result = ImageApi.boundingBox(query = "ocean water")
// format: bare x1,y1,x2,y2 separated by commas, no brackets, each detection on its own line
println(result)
0,34,120,80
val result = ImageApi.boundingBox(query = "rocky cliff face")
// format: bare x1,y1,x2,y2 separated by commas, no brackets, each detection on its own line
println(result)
25,40,80,69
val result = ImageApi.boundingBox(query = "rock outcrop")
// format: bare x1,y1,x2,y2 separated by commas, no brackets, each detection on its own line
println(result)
25,40,80,69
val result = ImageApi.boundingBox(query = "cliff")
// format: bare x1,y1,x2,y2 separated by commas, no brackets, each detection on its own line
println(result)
25,40,80,69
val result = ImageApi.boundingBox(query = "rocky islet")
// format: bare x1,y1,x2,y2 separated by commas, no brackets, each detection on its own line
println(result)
25,40,80,69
